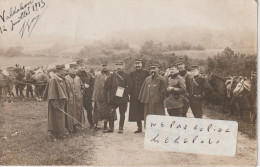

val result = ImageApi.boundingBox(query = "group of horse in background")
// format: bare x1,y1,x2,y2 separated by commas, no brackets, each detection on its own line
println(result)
0,64,257,124
207,72,257,124
0,64,50,103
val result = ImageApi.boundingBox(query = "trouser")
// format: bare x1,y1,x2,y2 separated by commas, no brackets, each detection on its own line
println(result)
182,96,189,117
189,98,203,118
83,95,94,126
26,85,33,98
137,120,142,129
108,103,127,129
167,108,183,117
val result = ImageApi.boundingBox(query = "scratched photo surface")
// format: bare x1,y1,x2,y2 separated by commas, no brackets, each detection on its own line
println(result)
0,0,257,166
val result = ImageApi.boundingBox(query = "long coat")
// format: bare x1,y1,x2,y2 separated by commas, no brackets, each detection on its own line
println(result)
128,69,149,121
138,74,167,124
65,75,85,125
92,70,110,121
43,75,70,135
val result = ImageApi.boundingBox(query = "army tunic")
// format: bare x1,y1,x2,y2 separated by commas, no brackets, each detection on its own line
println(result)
186,74,212,118
165,75,186,109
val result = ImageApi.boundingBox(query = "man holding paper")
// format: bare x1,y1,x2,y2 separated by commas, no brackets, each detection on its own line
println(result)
104,61,132,133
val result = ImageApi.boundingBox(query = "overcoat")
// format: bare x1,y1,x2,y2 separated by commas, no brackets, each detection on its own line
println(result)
65,75,85,125
43,75,71,135
128,69,149,121
138,74,167,123
92,70,110,121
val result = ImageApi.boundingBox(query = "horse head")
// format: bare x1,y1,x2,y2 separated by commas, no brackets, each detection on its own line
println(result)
233,78,251,97
13,66,26,81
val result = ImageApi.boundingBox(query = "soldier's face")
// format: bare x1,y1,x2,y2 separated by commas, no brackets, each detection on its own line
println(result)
177,64,185,71
191,69,200,76
69,68,77,75
170,67,179,76
116,64,123,71
102,65,108,71
150,67,159,75
135,62,142,70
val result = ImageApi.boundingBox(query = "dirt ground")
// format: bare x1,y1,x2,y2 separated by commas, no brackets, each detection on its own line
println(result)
0,98,257,166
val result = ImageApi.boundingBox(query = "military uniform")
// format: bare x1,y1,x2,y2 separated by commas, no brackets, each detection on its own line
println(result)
165,74,186,116
186,68,212,118
104,62,132,132
129,63,149,131
77,69,94,127
138,64,167,126
177,61,191,117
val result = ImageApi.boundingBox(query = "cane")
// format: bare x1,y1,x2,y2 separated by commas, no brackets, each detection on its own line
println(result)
58,108,87,128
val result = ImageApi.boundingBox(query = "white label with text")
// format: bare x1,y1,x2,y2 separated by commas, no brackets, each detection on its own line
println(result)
144,115,238,156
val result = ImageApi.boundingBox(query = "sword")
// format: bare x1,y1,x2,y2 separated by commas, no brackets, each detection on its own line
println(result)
58,108,86,128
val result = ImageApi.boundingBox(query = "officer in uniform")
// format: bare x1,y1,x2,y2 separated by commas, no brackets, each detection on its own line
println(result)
129,59,149,133
104,61,132,133
76,59,95,128
186,65,213,118
176,60,191,117
165,65,186,116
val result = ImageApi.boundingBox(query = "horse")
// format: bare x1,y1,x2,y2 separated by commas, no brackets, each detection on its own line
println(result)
232,78,253,120
30,71,50,101
0,69,15,102
207,73,230,113
13,66,26,98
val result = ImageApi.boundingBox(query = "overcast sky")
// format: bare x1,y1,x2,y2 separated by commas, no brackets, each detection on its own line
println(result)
0,0,257,47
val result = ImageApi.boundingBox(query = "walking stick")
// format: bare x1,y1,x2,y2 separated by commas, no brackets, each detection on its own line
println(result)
58,108,87,128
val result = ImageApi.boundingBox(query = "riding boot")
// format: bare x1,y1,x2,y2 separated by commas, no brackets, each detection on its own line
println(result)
73,124,77,133
103,111,114,133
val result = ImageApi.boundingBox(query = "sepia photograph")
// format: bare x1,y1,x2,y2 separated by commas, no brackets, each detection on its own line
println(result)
0,0,257,166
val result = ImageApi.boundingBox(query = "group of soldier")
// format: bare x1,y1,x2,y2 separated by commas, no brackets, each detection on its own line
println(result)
43,58,213,141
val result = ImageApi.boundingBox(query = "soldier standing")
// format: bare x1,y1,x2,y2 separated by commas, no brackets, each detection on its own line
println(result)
186,65,213,118
104,61,132,133
92,60,111,131
176,60,191,117
43,65,70,141
65,64,85,133
129,59,149,133
138,64,167,126
76,60,95,128
165,65,186,116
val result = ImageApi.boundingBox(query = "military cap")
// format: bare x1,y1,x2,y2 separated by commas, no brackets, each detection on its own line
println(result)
56,64,65,70
135,58,143,63
70,64,77,68
190,65,199,70
101,60,108,66
76,59,84,65
150,64,159,68
176,60,184,66
116,61,123,65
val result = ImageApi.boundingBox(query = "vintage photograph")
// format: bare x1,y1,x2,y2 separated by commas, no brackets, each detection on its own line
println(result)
0,0,257,166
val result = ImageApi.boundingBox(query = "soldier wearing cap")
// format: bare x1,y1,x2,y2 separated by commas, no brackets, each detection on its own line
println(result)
104,61,132,133
92,60,111,131
43,64,71,141
138,64,167,126
186,65,213,118
176,60,191,117
129,59,150,133
165,65,186,116
65,64,85,132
